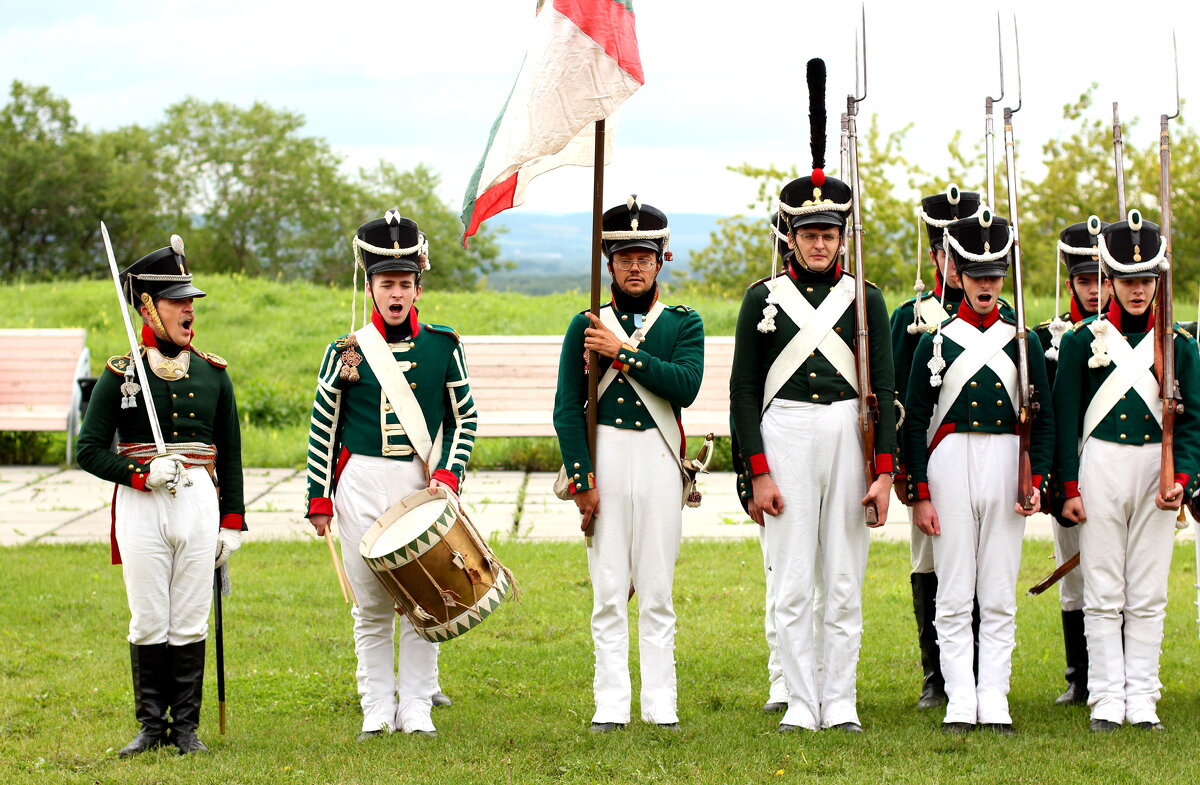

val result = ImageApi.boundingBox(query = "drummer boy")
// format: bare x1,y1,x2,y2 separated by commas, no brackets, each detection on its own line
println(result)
305,210,479,740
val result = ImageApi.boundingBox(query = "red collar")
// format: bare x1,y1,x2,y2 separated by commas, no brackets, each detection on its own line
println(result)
786,261,842,282
956,301,1001,328
1069,298,1087,323
371,306,422,338
1103,299,1153,333
140,323,193,354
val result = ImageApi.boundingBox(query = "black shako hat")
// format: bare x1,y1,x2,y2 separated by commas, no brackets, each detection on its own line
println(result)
354,209,429,277
601,195,671,260
1058,217,1108,278
1098,209,1164,279
120,234,206,305
778,58,852,232
945,208,1013,278
920,185,981,249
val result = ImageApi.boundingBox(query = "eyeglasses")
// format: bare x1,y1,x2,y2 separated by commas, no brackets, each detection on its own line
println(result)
795,231,841,245
613,259,657,271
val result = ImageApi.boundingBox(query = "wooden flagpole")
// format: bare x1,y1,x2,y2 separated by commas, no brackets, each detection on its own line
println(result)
584,118,605,543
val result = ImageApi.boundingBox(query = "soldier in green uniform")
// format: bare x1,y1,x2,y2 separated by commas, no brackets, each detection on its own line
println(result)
904,210,1053,734
891,185,980,710
1032,217,1109,706
305,210,478,739
1052,212,1200,732
553,196,704,732
731,154,897,731
77,235,244,756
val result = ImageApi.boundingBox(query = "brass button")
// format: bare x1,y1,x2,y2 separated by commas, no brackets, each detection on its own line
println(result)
127,464,135,470
834,327,842,333
410,382,417,389
188,392,195,398
188,412,195,418
1145,435,1151,441
972,421,980,427
970,381,978,388
835,370,841,377
184,374,190,379
971,401,979,408
618,355,626,361
573,462,580,469
573,473,580,479
810,352,816,357
621,314,628,321
1121,395,1127,401
617,397,624,404
839,391,845,397
384,403,393,412
615,418,623,425
1145,414,1151,421
811,394,819,401
995,420,1003,426
996,400,1004,406
410,362,417,369
1120,433,1127,440
635,400,642,407
172,412,179,418
1119,413,1127,420
635,421,642,427
806,287,814,293
636,361,643,368
618,378,625,384
809,372,817,378
995,382,1002,389
172,431,178,437
171,393,177,399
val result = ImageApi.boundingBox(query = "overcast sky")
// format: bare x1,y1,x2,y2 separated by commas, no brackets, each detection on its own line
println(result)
2,0,1195,218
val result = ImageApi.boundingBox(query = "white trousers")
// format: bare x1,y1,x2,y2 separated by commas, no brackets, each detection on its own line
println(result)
116,467,219,646
336,455,440,734
588,425,683,724
1078,440,1175,725
762,399,868,730
928,433,1025,725
1053,521,1084,611
758,527,788,705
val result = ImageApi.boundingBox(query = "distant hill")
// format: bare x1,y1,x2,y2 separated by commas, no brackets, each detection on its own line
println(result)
483,212,722,293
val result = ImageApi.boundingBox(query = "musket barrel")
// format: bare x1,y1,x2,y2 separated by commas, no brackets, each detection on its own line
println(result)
1113,103,1127,218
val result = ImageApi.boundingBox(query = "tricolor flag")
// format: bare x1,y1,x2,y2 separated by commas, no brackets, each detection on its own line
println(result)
460,0,644,245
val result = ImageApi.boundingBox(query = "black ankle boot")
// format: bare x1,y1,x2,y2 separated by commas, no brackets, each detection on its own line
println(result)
117,643,170,757
167,641,208,754
912,573,947,709
1055,609,1089,705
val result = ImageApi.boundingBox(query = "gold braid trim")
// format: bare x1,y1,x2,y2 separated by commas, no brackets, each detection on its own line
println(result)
139,292,167,337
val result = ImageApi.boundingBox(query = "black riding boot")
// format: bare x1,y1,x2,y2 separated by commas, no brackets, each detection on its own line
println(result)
1055,609,1089,705
912,572,947,709
167,641,208,754
117,643,170,757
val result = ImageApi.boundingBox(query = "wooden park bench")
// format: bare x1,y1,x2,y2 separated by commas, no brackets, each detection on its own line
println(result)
0,329,91,464
462,335,733,439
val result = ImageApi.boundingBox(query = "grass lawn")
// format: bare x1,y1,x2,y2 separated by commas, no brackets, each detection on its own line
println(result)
2,539,1198,784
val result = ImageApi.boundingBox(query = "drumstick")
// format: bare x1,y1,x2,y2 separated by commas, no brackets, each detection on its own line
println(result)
324,529,358,607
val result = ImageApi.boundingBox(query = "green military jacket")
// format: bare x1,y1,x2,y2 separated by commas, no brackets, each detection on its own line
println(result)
1051,313,1200,497
890,286,964,488
553,300,704,494
305,310,478,516
902,306,1054,500
76,339,245,531
730,266,896,483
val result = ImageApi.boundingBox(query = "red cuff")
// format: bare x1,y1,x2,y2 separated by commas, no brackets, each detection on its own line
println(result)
916,482,931,501
1174,472,1189,489
220,513,244,530
1031,474,1043,490
131,472,149,492
308,497,333,517
874,453,894,475
748,453,770,476
1064,481,1080,499
431,469,460,494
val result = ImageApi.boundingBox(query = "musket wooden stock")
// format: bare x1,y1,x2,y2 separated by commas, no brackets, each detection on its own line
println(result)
1157,114,1178,499
1027,551,1079,596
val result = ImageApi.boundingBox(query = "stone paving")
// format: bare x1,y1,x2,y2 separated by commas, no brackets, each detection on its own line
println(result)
0,465,1108,548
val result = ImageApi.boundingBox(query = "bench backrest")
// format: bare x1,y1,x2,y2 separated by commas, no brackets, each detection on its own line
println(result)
0,328,90,431
462,335,732,439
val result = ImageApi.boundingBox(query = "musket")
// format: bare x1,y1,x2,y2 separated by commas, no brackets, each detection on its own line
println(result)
1027,552,1079,596
984,13,1005,210
1001,16,1038,510
846,6,882,527
1155,32,1181,502
1112,102,1127,218
840,112,850,268
100,222,166,454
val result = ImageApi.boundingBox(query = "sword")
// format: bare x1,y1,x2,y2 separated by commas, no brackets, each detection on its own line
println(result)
100,221,166,454
213,570,227,734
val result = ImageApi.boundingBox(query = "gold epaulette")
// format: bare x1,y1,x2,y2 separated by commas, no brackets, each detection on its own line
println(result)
105,354,134,376
195,350,228,368
1175,325,1194,339
425,324,461,342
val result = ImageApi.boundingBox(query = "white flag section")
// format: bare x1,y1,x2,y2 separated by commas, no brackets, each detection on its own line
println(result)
461,0,643,243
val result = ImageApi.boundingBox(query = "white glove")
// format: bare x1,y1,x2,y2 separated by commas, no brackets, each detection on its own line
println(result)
146,455,190,491
215,529,242,568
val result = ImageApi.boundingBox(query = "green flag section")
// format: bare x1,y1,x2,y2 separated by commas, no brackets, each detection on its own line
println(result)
460,0,643,246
